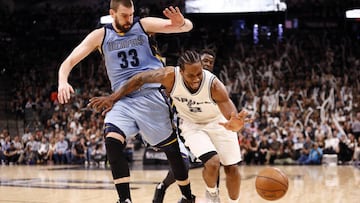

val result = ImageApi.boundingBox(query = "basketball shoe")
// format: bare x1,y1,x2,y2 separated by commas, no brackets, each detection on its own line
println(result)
205,190,220,203
178,194,196,203
153,183,166,203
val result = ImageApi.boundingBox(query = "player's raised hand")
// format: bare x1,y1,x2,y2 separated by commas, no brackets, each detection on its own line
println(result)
163,6,185,27
88,96,114,116
58,82,74,104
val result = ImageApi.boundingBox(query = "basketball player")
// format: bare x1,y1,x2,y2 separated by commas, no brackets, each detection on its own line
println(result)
89,50,246,203
152,48,217,203
57,0,195,202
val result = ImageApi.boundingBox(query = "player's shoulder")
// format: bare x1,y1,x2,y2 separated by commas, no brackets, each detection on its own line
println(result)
91,27,106,35
203,69,218,83
84,27,105,45
164,66,176,75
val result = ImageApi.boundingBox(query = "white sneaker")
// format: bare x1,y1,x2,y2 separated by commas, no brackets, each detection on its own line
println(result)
205,190,220,203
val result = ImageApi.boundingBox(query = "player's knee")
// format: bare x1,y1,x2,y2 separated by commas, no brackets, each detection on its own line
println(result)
205,159,221,172
224,164,240,176
105,137,126,161
199,151,219,167
104,123,126,143
171,163,189,181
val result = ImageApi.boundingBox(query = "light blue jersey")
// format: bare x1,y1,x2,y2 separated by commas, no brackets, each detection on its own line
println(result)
102,20,164,92
101,20,174,146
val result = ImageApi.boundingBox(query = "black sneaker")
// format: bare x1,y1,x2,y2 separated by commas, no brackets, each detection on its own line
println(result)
178,194,196,203
153,183,166,203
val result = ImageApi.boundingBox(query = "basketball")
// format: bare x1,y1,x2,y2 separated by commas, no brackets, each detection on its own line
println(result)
255,167,288,201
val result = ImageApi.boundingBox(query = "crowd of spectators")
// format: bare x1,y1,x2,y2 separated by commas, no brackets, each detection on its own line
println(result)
0,1,360,167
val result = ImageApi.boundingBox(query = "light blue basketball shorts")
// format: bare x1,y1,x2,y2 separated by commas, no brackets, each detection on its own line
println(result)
104,88,174,146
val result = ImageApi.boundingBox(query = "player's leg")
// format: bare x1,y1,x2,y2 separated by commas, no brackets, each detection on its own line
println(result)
152,171,173,203
199,152,221,202
153,142,190,203
182,125,221,202
103,97,146,203
223,164,241,202
210,125,242,202
153,156,190,203
104,123,132,203
134,90,194,202
156,134,194,202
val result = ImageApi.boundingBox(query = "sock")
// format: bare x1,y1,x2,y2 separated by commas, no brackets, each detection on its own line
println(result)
179,183,192,199
228,197,240,203
206,186,218,194
115,183,131,202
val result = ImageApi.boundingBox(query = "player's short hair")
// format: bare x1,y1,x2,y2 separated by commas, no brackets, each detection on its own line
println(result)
200,48,216,58
178,50,201,70
110,0,133,10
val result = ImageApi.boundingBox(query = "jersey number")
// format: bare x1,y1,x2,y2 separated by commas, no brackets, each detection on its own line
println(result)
189,107,202,112
118,49,139,68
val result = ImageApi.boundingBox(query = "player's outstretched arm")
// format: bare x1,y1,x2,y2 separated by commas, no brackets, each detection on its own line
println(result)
58,28,104,104
210,78,248,131
140,6,193,34
88,67,174,115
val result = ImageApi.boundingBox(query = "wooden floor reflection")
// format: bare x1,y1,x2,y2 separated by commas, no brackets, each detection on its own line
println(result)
0,164,359,203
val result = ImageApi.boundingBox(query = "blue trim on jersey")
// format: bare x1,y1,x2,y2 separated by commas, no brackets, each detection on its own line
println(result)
100,27,106,55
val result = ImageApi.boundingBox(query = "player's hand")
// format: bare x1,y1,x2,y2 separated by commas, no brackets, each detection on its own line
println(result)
219,110,251,132
88,96,114,116
163,6,185,27
58,82,74,104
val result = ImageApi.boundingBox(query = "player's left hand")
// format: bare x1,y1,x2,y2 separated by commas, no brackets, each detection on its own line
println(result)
219,110,251,132
163,6,185,27
88,96,114,116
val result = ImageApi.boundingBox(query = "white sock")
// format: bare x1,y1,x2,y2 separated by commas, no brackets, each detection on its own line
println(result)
206,186,218,194
228,196,240,203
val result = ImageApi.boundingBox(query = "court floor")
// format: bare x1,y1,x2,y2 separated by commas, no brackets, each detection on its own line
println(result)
0,163,359,203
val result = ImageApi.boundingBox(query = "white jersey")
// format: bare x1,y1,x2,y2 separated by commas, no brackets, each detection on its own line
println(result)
170,67,223,124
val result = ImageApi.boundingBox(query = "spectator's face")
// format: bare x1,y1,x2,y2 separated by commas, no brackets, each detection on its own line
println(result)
180,62,203,92
110,4,134,33
201,53,215,72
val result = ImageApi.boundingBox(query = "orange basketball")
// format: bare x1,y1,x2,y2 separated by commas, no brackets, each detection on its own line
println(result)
255,167,288,201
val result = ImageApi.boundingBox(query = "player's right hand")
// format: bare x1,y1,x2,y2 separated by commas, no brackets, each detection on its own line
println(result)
58,82,74,104
88,96,114,116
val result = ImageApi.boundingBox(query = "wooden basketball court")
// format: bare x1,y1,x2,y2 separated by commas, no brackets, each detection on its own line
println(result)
1,163,359,203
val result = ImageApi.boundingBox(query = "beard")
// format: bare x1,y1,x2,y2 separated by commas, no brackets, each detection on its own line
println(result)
114,18,132,33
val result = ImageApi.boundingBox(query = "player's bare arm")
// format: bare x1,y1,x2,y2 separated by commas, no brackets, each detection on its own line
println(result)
89,66,175,115
141,6,193,33
58,28,104,104
211,78,247,131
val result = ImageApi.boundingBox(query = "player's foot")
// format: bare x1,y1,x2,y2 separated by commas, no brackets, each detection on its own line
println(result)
205,190,220,203
178,194,196,203
153,183,166,203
